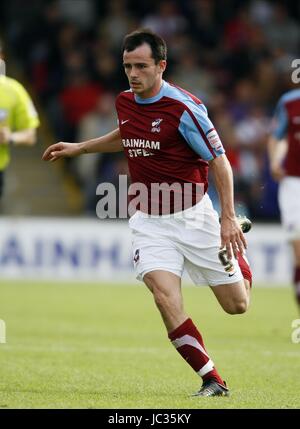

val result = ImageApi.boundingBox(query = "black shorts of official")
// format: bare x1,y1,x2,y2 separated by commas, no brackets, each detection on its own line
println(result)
0,171,3,198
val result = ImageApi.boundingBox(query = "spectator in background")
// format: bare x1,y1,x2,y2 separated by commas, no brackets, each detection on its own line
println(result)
93,52,125,93
207,95,242,214
57,0,96,30
248,0,273,26
187,0,220,50
170,50,216,103
142,0,187,42
263,3,300,55
235,105,270,217
101,0,138,49
254,58,278,105
59,68,103,141
228,79,258,122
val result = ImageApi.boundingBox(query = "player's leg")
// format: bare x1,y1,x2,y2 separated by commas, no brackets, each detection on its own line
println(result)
182,205,253,314
183,250,252,395
143,270,186,331
291,239,300,308
143,269,229,396
278,177,300,308
129,208,228,396
212,248,253,314
210,279,249,315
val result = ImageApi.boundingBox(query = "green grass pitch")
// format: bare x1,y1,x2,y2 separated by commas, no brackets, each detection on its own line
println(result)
0,280,299,409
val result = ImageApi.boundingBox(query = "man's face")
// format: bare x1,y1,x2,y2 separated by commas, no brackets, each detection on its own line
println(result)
123,43,166,98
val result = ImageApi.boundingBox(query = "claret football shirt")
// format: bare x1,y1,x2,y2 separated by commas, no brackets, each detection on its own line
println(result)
116,80,225,214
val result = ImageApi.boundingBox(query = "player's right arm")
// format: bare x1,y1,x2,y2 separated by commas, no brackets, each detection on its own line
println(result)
42,128,123,162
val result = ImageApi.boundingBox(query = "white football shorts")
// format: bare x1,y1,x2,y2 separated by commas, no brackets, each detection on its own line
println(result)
278,176,300,240
128,193,243,287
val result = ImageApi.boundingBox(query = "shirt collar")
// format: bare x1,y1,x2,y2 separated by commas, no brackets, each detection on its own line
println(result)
134,80,166,104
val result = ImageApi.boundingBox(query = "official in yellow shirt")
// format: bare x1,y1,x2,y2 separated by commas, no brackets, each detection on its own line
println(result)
0,45,40,197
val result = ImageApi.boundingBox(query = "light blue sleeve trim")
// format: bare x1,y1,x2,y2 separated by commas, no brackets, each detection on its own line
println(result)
178,110,225,160
178,111,213,160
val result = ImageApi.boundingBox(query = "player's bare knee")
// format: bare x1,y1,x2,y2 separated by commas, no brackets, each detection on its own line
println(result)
234,300,248,314
224,298,248,315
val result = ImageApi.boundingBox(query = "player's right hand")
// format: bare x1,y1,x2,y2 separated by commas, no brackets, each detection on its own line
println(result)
42,142,82,162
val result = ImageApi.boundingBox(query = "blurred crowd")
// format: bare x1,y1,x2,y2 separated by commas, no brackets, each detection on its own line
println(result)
1,0,300,218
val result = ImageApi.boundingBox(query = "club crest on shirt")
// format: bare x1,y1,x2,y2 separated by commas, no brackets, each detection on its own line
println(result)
151,118,163,133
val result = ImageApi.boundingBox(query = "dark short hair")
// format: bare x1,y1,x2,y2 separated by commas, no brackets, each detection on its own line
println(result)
122,29,167,64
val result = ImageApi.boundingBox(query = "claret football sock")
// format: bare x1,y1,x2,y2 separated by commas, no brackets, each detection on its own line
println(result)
294,266,300,305
237,252,252,288
168,318,225,386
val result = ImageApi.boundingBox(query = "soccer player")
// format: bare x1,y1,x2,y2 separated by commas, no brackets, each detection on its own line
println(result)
268,87,300,310
0,40,40,199
43,29,253,397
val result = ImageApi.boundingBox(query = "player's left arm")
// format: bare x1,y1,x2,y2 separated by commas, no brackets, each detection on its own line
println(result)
209,154,246,260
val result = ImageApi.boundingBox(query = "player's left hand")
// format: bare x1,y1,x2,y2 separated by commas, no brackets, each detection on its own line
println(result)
0,126,11,144
220,217,247,260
